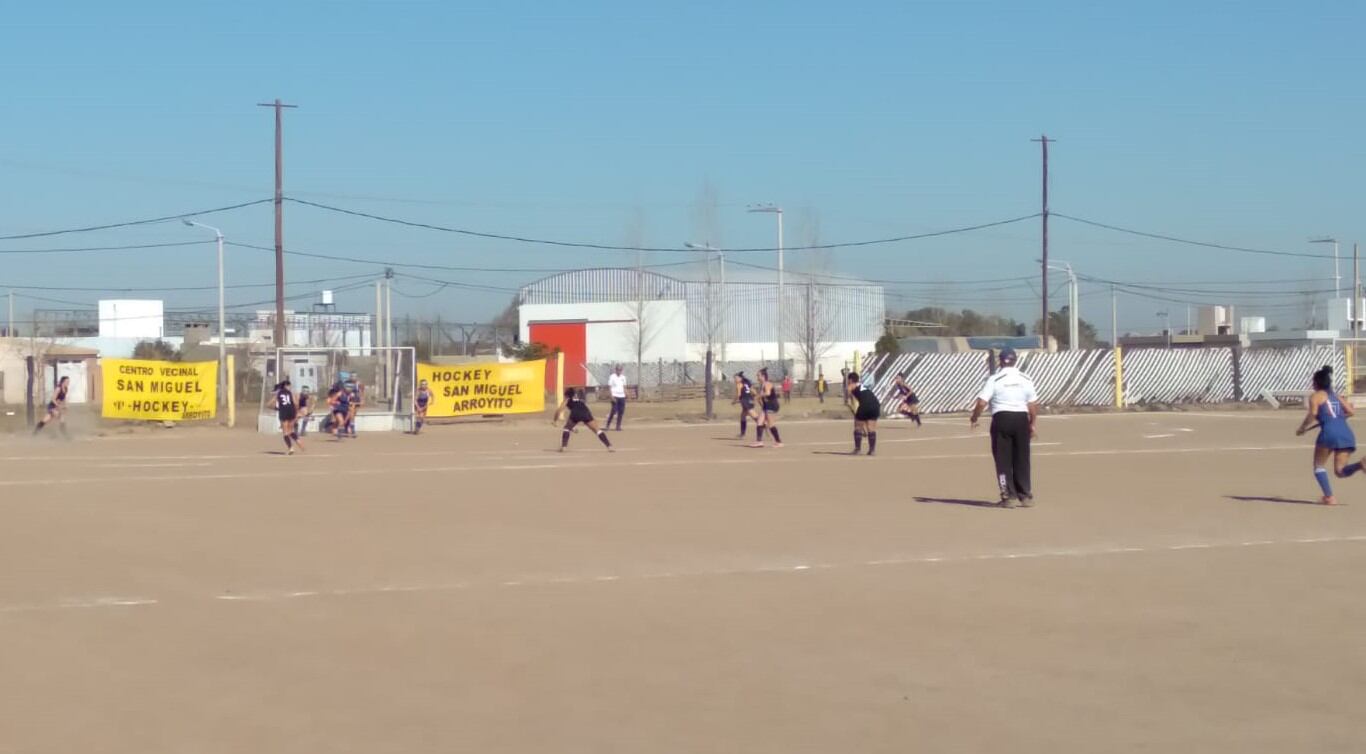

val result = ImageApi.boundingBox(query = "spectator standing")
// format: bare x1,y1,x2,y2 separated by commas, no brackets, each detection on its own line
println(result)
605,365,627,431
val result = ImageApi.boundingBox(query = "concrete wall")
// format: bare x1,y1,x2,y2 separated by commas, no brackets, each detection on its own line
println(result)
520,301,689,364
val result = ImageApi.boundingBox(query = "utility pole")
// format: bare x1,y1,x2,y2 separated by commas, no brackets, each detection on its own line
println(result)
385,267,394,396
1355,242,1360,336
257,98,297,348
1032,134,1054,346
7,291,13,337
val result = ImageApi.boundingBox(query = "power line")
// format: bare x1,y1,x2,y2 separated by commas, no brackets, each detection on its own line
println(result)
0,199,272,241
226,241,698,274
0,240,214,255
1053,213,1335,260
1,273,376,293
285,197,1041,253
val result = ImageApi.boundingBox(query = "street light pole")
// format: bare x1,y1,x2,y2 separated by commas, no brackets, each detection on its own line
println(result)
1041,259,1079,351
182,219,227,410
748,205,784,375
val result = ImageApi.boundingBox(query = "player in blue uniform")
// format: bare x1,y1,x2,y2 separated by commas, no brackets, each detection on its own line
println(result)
413,379,432,434
892,372,922,427
553,388,613,452
733,372,762,439
1296,365,1362,505
34,376,70,437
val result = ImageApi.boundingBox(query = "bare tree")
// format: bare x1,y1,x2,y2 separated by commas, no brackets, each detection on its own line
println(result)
622,208,661,395
792,280,839,392
690,181,726,416
790,208,838,390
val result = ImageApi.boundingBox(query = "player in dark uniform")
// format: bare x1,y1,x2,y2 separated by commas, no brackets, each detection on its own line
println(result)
846,371,881,455
751,367,783,448
343,379,362,438
553,387,613,452
273,379,303,455
892,372,922,427
733,372,763,439
34,375,70,437
296,387,314,436
413,379,432,434
327,383,350,439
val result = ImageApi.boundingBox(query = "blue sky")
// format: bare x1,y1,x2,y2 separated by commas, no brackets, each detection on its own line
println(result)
2,0,1363,332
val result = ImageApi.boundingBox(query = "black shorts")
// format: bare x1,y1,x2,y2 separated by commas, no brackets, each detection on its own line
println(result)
856,408,881,422
763,401,780,414
278,407,297,422
567,409,594,425
740,398,754,412
46,402,58,413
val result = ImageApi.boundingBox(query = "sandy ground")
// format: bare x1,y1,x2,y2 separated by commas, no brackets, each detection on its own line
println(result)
1,410,1363,753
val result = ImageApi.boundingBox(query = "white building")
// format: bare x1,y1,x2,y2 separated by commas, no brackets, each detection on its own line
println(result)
518,268,884,386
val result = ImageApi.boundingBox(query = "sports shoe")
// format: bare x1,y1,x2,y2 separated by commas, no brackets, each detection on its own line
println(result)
1018,494,1034,508
999,493,1016,509
1322,495,1337,506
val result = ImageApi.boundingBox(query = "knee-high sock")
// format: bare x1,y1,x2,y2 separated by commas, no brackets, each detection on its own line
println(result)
290,431,299,442
283,434,293,449
1315,467,1333,497
597,430,612,448
740,416,747,434
911,413,922,427
561,429,571,448
867,431,877,454
755,425,766,442
769,426,781,444
853,430,863,453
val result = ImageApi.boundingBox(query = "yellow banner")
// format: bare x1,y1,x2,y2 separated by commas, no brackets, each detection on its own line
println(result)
102,359,218,421
417,360,546,417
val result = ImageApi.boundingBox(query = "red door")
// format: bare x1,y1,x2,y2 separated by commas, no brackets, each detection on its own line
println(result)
529,321,587,389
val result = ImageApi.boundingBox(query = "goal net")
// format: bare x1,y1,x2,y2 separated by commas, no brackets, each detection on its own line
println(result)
259,346,418,433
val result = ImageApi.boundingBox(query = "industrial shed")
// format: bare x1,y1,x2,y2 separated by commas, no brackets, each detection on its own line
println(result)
518,267,884,386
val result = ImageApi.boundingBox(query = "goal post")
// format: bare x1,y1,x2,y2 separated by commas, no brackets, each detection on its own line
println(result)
259,346,418,433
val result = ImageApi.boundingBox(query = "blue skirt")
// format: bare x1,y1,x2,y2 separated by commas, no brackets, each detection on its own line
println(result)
1317,424,1357,452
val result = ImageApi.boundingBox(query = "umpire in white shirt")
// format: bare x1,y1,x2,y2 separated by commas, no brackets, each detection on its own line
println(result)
969,348,1040,508
605,365,627,431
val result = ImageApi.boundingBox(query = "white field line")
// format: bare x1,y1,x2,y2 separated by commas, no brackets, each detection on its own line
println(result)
4,535,1362,615
0,443,1313,489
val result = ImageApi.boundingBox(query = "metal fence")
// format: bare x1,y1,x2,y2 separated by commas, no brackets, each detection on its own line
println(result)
584,360,795,390
860,346,1346,414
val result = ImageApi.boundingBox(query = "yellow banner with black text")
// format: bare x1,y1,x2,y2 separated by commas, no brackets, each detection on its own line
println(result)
416,360,545,417
102,359,218,421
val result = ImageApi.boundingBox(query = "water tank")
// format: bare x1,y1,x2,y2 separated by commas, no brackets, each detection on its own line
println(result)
321,290,334,306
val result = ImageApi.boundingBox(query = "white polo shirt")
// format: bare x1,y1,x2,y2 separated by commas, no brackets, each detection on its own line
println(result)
977,366,1038,414
608,372,627,399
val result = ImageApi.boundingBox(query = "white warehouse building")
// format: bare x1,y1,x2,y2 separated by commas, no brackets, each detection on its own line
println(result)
518,268,884,387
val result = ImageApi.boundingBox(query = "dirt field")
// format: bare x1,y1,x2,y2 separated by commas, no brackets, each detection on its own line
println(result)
1,410,1363,753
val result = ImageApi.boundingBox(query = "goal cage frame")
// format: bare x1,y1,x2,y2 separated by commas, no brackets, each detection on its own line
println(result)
258,346,418,434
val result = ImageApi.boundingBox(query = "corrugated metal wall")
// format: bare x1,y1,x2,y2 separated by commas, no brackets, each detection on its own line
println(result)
859,346,1349,415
